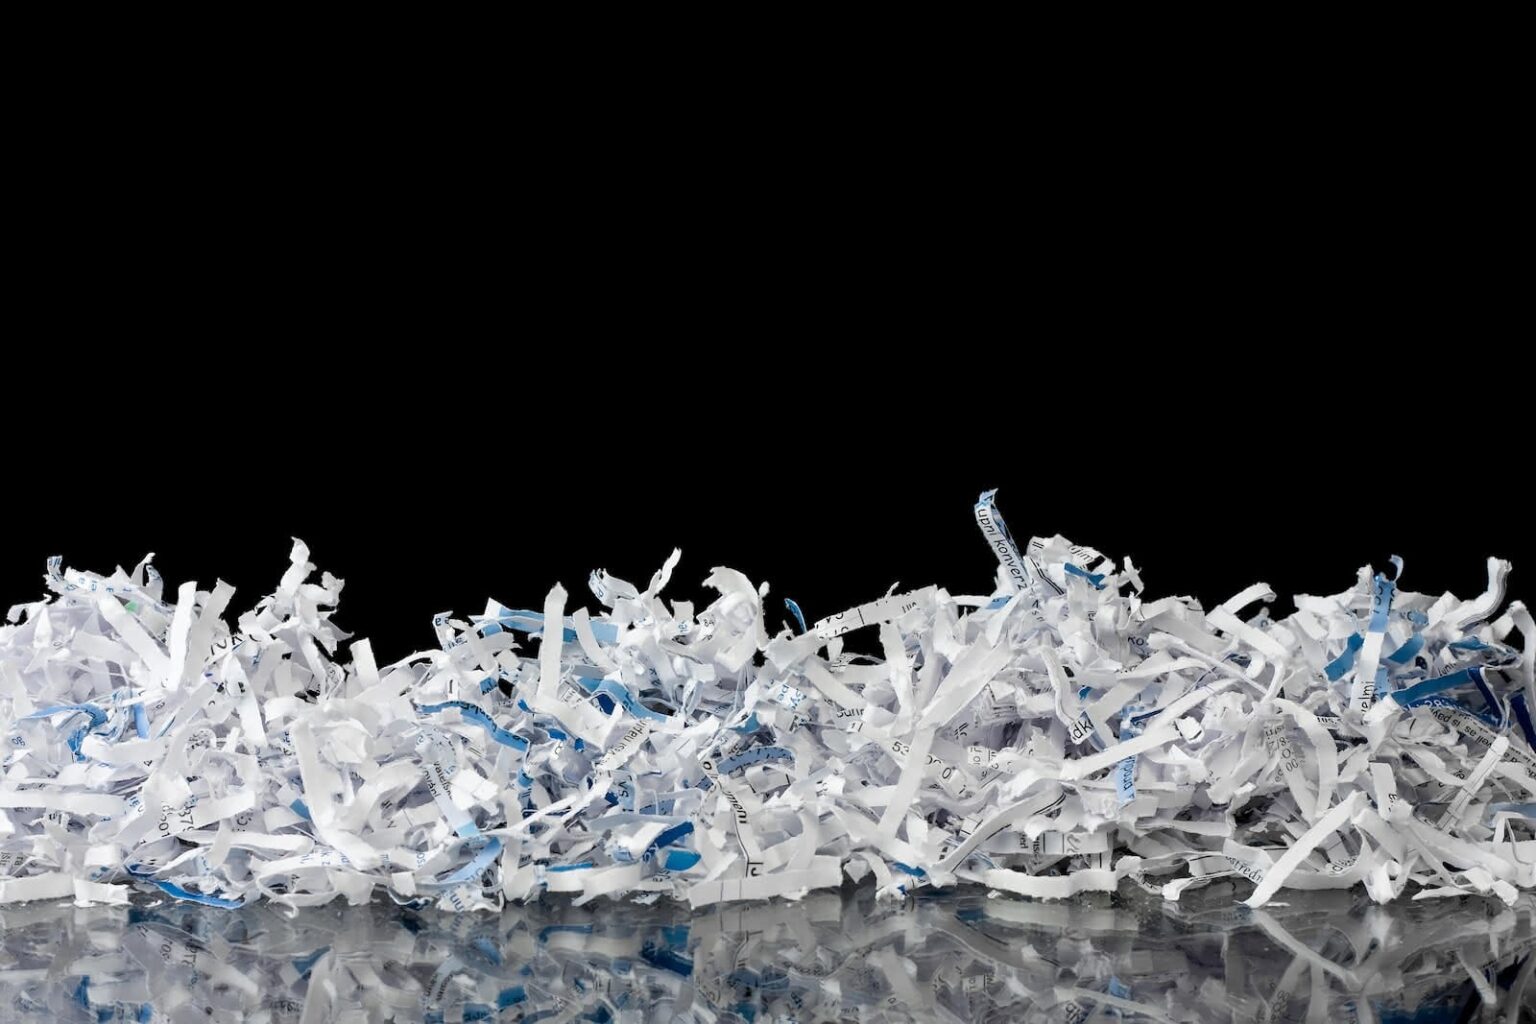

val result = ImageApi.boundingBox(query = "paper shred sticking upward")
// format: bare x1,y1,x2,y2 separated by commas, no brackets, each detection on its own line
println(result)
1,496,1533,911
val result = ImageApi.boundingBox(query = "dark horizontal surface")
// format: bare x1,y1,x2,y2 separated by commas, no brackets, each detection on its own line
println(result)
1,882,1530,1021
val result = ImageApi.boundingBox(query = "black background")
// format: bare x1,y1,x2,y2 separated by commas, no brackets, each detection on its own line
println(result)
5,394,1527,665
9,120,1528,661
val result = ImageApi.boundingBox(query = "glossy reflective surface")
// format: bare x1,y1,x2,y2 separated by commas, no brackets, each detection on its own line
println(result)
1,881,1532,1022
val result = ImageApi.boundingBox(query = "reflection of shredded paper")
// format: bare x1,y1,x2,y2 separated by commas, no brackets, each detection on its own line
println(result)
0,885,1532,1021
1,491,1533,913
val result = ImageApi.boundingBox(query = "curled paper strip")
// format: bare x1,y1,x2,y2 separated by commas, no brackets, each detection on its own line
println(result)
1,494,1533,912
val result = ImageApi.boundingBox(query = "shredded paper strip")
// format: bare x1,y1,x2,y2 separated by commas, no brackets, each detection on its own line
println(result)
2,491,1532,912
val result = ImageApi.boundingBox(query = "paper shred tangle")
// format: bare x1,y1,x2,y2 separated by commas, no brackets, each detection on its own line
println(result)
2,496,1533,911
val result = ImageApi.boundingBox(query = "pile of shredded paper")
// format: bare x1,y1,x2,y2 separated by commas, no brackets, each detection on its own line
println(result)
2,491,1532,912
